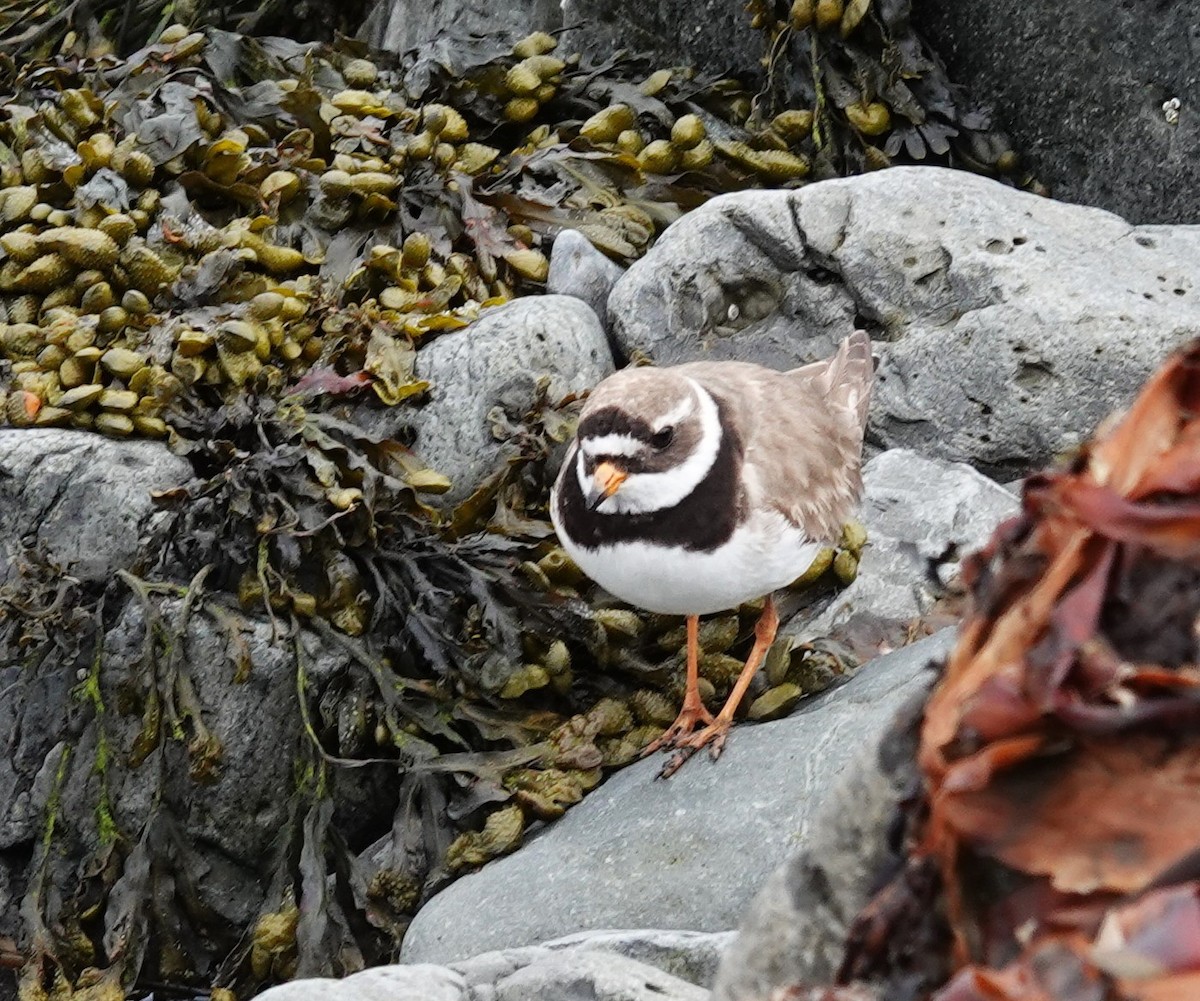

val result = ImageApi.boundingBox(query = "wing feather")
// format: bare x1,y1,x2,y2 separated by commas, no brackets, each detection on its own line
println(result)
675,331,874,542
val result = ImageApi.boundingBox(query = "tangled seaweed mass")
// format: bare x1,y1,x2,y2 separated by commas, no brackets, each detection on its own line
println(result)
0,5,1024,999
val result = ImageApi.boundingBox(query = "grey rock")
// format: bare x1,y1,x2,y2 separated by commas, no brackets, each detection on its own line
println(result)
610,167,1200,476
490,950,708,1001
0,598,378,969
255,964,467,1001
711,642,952,1000
453,930,735,991
608,187,852,372
360,0,765,85
360,0,560,58
403,296,614,505
253,939,716,1001
0,429,192,586
560,0,766,82
914,0,1200,226
547,229,625,331
788,449,1018,645
401,632,953,965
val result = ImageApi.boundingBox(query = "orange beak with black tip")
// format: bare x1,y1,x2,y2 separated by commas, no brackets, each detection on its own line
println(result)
587,460,628,511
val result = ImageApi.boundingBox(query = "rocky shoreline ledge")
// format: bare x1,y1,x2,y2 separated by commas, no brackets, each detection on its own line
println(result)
6,160,1199,1000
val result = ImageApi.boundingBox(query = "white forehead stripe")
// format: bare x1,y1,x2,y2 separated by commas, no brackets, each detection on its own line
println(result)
654,396,694,432
581,433,643,458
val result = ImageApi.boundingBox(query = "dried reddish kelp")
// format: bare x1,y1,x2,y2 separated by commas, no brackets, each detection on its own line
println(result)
846,339,1200,1001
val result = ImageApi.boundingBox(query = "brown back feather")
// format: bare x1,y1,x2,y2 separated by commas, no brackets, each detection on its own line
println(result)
675,331,875,543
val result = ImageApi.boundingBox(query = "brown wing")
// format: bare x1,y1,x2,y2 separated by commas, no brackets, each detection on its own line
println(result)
676,331,874,543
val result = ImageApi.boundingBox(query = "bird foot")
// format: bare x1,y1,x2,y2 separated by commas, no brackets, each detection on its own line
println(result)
652,717,733,780
640,700,714,758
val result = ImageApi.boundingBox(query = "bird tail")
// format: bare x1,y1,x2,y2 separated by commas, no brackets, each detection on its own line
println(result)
790,330,874,433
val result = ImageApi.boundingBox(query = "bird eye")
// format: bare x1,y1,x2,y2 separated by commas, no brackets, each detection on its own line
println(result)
650,426,675,449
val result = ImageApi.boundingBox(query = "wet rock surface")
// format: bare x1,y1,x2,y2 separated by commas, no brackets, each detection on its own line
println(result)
361,0,765,83
547,229,626,332
787,449,1018,646
400,629,955,965
0,580,382,979
913,0,1200,226
0,429,192,586
610,167,1200,476
710,637,939,1000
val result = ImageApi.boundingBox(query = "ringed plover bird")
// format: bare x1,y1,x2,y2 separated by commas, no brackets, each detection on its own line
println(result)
550,331,874,777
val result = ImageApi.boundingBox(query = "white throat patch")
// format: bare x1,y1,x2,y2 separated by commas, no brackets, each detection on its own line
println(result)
585,379,723,515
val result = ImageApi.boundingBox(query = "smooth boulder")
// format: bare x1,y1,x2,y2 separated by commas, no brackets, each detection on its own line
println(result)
253,932,726,1001
609,167,1200,476
787,449,1018,647
0,429,192,586
400,295,614,506
401,629,955,965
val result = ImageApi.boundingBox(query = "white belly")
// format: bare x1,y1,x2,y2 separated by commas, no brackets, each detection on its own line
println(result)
553,506,824,616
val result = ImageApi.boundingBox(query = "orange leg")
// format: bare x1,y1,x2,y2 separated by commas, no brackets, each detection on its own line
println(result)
641,615,713,756
658,596,779,778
